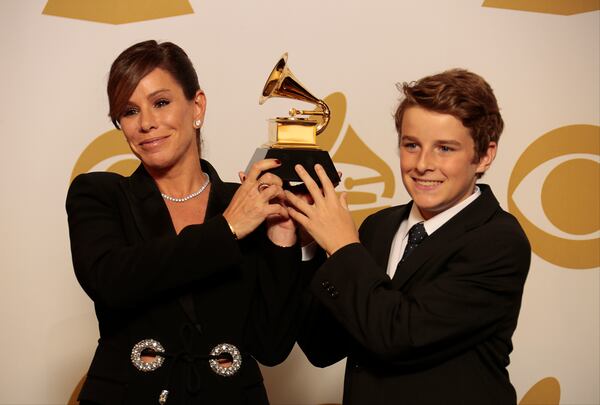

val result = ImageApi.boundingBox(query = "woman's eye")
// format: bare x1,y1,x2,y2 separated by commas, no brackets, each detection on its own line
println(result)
155,99,170,108
122,107,138,117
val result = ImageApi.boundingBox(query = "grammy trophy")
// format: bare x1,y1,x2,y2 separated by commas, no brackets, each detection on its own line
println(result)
246,53,340,186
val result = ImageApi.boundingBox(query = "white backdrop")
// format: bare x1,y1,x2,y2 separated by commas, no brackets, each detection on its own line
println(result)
0,1,598,404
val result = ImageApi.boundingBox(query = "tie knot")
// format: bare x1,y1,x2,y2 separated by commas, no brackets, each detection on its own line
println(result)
400,222,428,262
408,222,427,245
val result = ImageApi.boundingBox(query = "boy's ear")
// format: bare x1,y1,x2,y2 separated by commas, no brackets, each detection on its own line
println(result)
476,142,497,175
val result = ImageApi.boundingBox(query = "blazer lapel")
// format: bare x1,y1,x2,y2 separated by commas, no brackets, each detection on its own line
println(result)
392,185,500,288
200,160,233,220
120,160,231,239
119,161,231,327
120,163,175,240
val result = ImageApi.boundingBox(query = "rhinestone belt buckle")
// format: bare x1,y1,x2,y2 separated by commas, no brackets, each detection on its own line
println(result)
131,339,165,372
209,343,242,377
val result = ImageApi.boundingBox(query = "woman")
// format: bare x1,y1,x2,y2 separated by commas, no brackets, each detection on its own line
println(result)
66,40,302,404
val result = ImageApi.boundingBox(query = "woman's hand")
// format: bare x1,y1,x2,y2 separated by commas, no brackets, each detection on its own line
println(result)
223,159,290,240
285,164,359,256
265,199,297,247
260,176,297,248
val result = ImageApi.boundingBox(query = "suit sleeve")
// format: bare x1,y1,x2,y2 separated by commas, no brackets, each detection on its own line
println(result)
308,217,531,368
66,173,243,310
296,248,351,368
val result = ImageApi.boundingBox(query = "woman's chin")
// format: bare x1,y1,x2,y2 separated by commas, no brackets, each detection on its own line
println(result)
141,156,174,172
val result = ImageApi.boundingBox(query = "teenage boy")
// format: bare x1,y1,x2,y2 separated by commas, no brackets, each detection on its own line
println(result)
286,69,531,405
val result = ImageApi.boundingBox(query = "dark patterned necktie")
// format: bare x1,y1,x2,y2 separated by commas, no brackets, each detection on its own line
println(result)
400,222,428,262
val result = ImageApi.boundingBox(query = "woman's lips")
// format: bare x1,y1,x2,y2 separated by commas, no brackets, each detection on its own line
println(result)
139,135,169,150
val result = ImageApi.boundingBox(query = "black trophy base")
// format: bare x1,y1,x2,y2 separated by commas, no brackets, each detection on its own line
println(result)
246,147,340,187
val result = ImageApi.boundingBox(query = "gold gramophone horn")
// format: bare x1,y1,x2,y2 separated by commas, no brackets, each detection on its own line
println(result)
260,53,330,135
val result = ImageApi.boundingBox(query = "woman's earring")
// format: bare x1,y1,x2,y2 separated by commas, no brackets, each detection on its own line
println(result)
194,119,202,128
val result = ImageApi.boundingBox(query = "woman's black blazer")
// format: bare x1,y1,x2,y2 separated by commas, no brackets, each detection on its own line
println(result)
66,160,302,404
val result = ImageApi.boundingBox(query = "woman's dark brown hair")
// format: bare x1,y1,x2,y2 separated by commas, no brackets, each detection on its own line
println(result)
394,68,504,164
107,40,202,142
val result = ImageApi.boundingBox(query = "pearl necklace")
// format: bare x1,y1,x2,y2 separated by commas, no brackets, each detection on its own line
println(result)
161,173,210,203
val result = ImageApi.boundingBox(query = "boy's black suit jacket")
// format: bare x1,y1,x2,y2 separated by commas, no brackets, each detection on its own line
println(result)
299,185,531,405
67,160,301,404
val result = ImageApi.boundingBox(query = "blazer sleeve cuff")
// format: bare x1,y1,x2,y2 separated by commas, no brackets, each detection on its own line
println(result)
309,242,381,301
177,214,244,273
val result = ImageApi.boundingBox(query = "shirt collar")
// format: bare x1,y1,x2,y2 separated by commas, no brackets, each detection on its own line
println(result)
407,186,481,236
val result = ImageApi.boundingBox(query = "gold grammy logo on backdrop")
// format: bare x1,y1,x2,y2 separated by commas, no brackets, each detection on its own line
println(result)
508,124,600,269
42,0,194,24
482,0,599,15
70,129,139,183
519,377,561,405
315,93,395,226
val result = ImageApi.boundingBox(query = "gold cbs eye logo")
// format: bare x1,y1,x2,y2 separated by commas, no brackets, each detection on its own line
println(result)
508,124,599,269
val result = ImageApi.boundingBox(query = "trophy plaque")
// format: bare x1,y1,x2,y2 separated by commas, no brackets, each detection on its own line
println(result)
246,53,340,186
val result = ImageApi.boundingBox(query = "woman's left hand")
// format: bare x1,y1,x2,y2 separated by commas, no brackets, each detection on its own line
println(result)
285,164,359,256
237,171,297,248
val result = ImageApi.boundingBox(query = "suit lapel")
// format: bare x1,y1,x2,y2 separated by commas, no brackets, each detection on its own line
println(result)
392,185,500,288
365,204,410,273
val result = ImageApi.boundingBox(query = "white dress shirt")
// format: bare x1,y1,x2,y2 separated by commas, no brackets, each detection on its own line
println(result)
386,186,482,278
